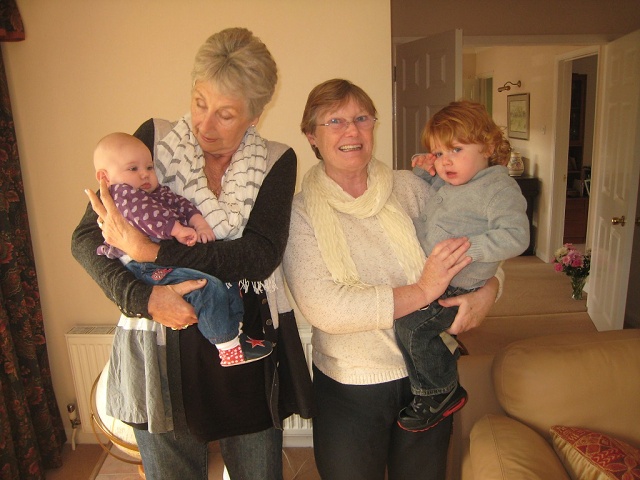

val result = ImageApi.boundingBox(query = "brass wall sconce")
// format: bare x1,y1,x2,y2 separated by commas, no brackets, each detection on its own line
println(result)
498,80,521,92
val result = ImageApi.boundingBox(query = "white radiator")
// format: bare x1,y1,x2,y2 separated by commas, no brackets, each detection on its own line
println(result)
65,324,314,445
65,325,115,434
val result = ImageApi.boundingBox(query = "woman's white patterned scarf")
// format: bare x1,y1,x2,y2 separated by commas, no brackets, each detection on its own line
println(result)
302,158,426,286
154,113,274,293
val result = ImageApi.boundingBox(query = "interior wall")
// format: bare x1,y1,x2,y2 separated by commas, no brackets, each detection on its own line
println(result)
475,45,582,261
462,53,478,101
2,0,392,442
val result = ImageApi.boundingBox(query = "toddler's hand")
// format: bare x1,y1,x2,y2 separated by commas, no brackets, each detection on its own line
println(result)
411,153,437,176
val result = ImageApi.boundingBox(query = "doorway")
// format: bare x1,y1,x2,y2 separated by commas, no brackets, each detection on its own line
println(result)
550,47,599,255
563,55,597,245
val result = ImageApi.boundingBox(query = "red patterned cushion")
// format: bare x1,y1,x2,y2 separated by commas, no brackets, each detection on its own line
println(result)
551,425,640,479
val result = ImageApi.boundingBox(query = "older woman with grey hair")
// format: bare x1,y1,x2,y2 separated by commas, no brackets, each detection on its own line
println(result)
72,28,313,480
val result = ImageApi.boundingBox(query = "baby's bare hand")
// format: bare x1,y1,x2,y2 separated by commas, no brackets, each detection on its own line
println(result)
196,228,215,243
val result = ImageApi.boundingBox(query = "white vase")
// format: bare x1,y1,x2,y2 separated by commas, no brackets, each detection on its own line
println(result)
508,151,524,176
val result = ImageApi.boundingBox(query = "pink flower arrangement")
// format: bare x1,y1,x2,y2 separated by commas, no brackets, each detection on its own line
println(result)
553,243,591,278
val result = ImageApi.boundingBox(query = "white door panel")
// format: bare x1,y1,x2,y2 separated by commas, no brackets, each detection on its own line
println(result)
394,30,462,170
588,30,640,330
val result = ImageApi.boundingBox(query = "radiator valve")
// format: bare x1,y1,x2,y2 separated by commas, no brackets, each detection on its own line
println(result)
67,403,80,428
67,403,81,450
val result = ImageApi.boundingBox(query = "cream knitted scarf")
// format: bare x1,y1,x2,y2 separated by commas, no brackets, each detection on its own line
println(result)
302,159,426,286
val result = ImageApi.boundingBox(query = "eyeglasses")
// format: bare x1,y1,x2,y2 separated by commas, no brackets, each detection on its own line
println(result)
316,115,377,132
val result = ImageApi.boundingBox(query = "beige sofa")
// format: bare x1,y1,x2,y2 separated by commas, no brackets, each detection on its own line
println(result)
447,329,640,479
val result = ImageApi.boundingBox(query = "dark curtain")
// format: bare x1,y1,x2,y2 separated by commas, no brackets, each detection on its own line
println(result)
0,1,67,479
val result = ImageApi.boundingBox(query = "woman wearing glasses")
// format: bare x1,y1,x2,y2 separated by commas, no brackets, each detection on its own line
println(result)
283,79,500,479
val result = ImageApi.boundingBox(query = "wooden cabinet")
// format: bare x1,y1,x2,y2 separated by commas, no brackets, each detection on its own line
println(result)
564,196,589,244
514,175,540,255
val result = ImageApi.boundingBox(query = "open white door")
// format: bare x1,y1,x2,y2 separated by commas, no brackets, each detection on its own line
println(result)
587,30,640,331
394,30,462,170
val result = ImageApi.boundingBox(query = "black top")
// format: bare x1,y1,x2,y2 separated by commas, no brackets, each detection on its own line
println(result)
71,118,305,441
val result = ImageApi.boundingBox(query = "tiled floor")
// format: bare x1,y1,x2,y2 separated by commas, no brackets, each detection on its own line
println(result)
95,442,320,479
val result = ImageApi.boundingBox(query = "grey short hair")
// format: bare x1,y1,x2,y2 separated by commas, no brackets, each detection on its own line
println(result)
192,27,278,118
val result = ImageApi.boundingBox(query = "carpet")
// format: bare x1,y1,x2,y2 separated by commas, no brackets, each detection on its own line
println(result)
489,256,587,317
45,443,104,480
457,255,595,355
458,312,596,355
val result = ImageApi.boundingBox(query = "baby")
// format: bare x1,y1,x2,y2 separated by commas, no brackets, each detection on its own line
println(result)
93,132,272,366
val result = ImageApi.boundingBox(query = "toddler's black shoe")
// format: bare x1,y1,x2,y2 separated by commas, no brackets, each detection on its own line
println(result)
397,385,468,432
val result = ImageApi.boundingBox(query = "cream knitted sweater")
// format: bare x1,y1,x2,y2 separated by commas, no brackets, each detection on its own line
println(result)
284,170,504,385
285,171,421,385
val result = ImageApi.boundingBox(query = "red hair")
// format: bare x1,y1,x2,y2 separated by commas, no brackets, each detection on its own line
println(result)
421,101,511,166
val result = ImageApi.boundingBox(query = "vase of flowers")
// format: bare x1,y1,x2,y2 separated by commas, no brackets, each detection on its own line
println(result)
553,243,591,300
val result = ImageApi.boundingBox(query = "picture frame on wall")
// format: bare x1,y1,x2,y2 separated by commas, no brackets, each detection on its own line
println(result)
507,93,530,140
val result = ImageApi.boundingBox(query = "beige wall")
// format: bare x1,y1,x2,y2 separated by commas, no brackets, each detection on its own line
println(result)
475,45,582,261
2,0,392,442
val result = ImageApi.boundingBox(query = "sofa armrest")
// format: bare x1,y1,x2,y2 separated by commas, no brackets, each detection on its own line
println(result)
492,329,640,445
457,354,504,439
460,439,474,480
469,414,569,480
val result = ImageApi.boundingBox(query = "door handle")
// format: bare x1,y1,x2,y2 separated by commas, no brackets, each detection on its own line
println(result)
611,216,626,226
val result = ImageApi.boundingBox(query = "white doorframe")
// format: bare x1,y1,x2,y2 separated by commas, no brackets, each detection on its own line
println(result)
549,46,600,257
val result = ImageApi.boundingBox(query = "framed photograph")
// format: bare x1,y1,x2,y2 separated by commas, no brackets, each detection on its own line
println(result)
507,93,530,140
